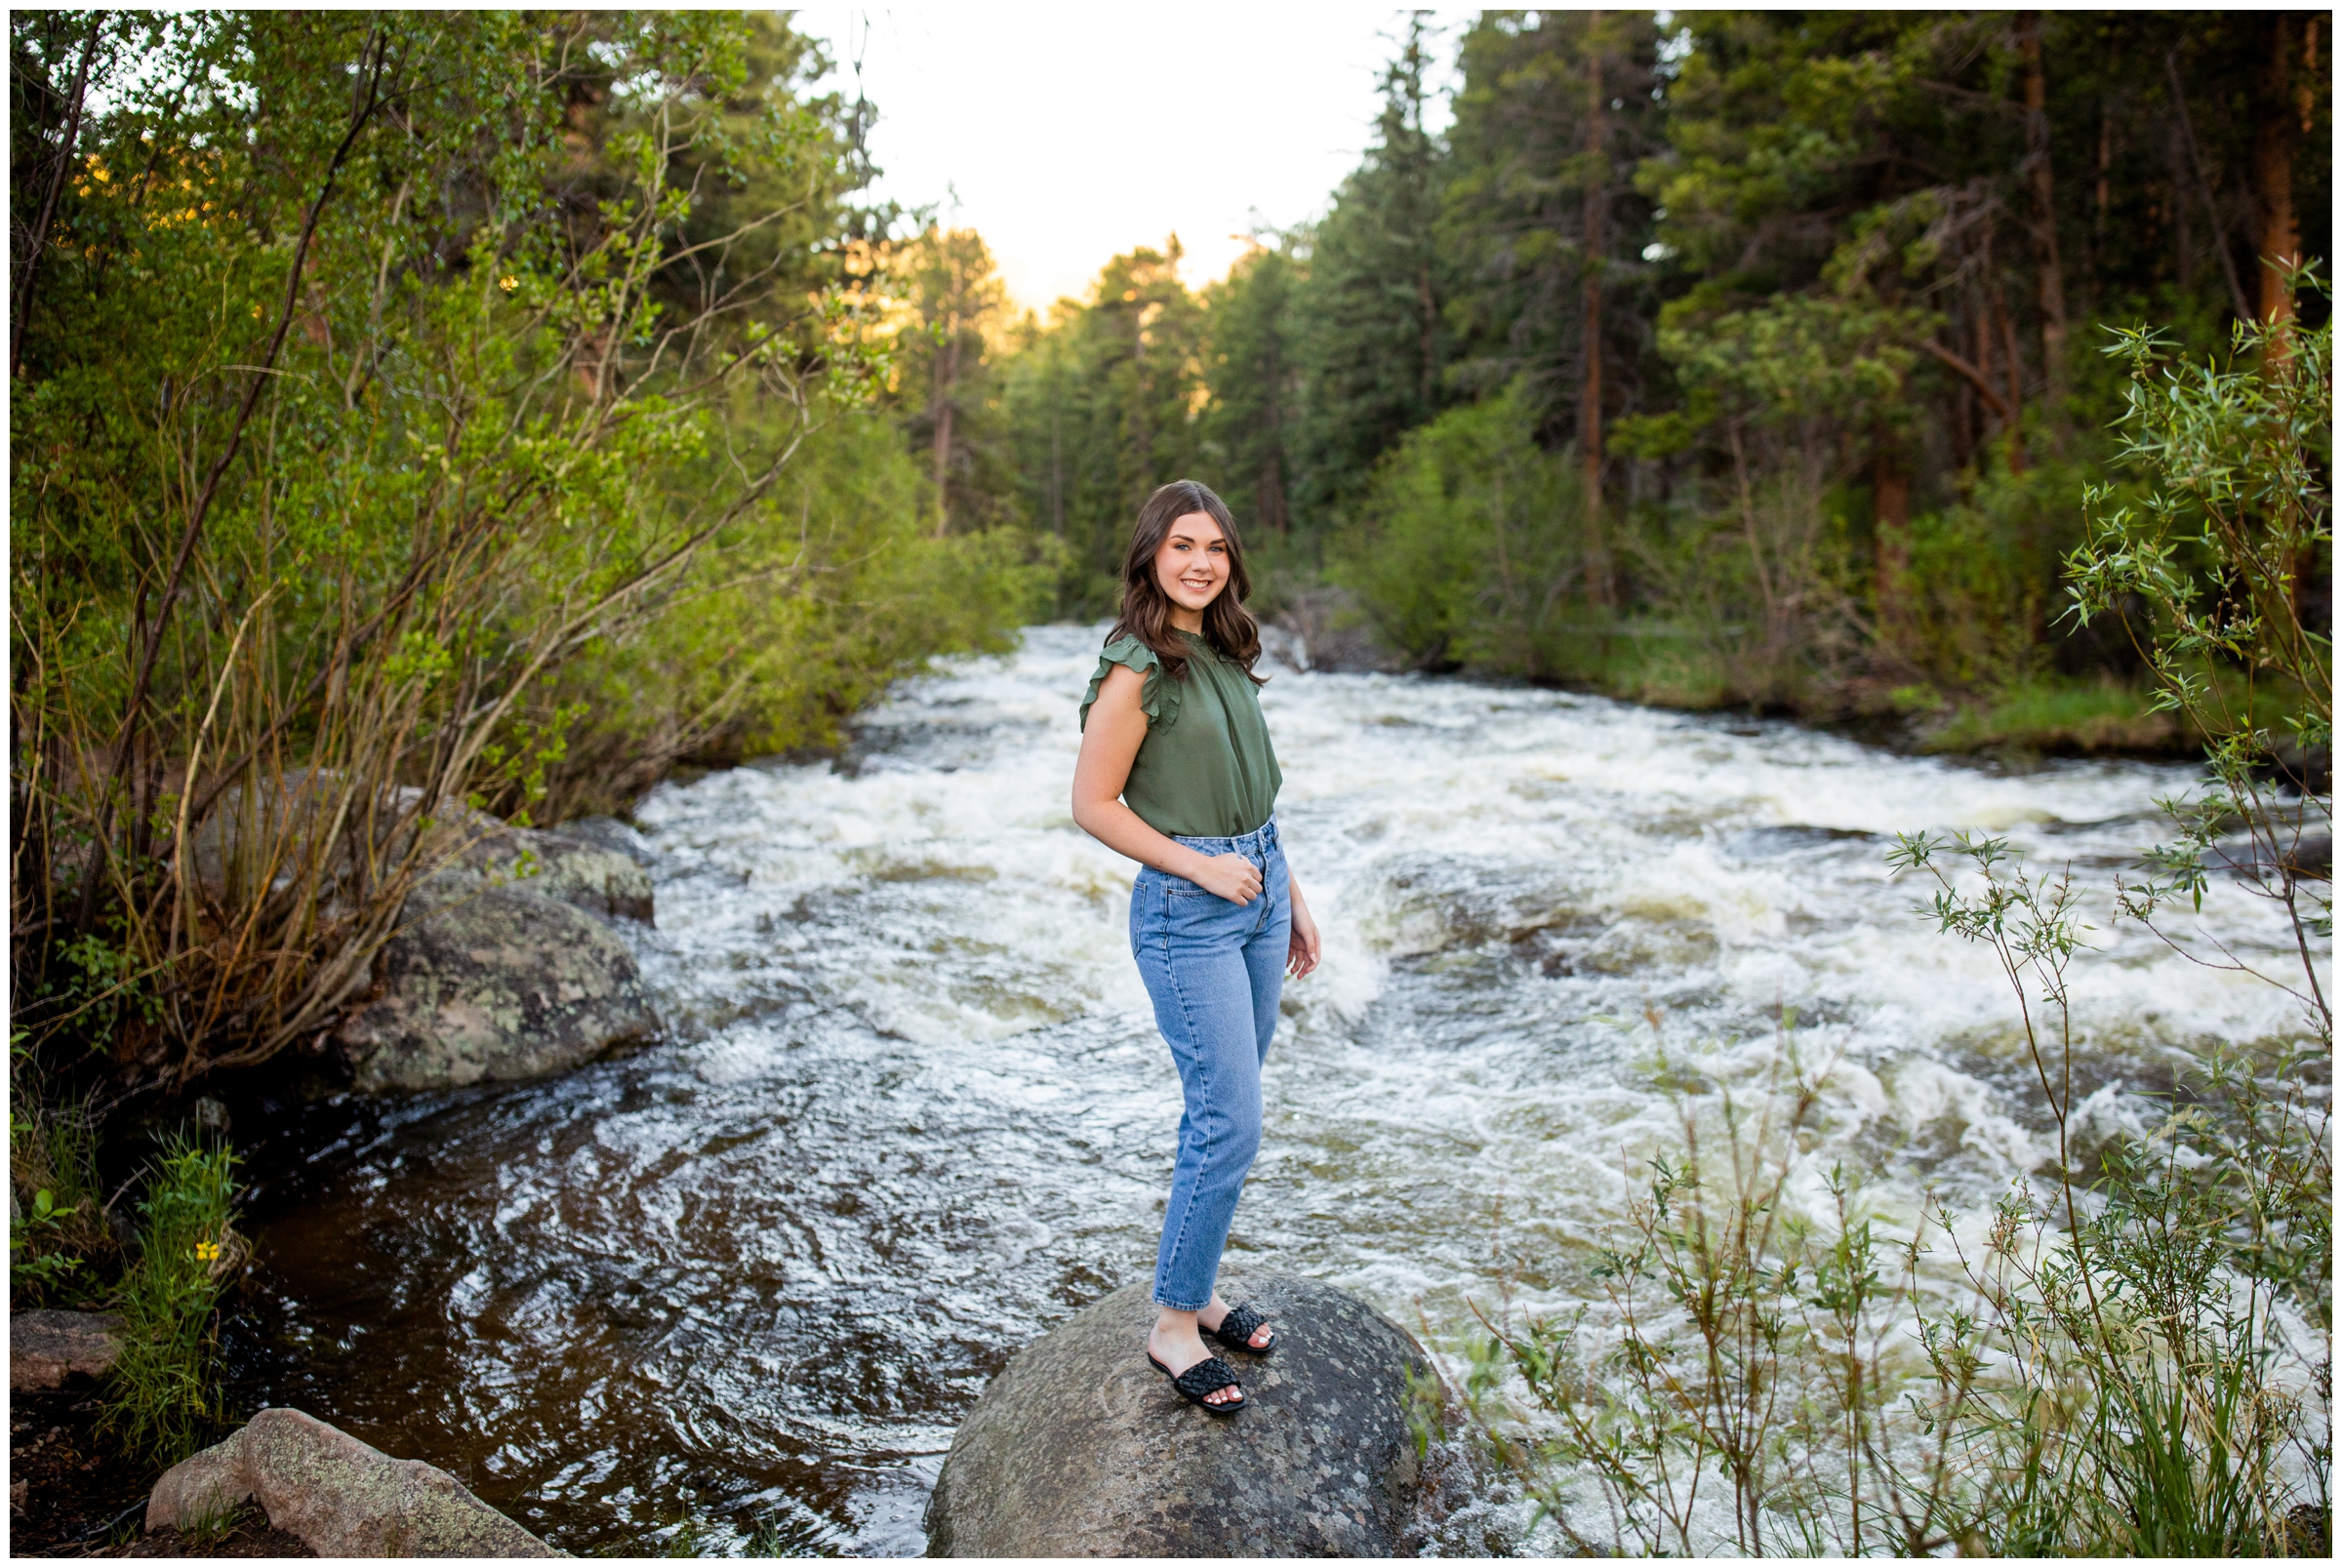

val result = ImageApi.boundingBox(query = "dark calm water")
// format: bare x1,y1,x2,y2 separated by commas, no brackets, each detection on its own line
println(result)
224,625,2302,1555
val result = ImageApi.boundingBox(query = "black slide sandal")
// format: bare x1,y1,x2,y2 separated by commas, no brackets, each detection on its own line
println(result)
1201,1302,1275,1357
1147,1350,1245,1414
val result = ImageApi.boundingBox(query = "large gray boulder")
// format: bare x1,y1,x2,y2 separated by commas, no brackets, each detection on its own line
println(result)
146,1406,557,1556
925,1266,1433,1557
331,871,656,1094
186,767,651,925
455,822,654,926
10,1309,125,1389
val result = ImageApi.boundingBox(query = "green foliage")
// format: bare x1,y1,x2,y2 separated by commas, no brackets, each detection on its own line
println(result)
9,1076,113,1305
1288,14,1459,522
1335,382,1590,674
1444,836,2328,1553
1197,245,1302,536
1917,675,2186,756
2069,285,2334,967
101,1134,241,1467
995,240,1211,613
12,1186,88,1299
519,407,1050,818
1436,282,2329,1552
10,13,1031,1087
964,11,2325,747
1441,11,1664,421
893,226,1019,534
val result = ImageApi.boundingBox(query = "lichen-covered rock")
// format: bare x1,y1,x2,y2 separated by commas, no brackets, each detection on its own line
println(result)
925,1266,1432,1557
10,1309,125,1389
455,824,654,926
331,873,656,1094
185,769,652,926
146,1405,557,1556
185,768,502,902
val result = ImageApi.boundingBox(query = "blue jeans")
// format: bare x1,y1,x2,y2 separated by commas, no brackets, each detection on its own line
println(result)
1129,817,1291,1311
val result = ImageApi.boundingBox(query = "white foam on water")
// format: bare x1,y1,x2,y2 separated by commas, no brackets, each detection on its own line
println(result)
634,623,2314,1328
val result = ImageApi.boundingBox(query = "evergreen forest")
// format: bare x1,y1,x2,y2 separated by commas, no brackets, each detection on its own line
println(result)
919,10,2330,748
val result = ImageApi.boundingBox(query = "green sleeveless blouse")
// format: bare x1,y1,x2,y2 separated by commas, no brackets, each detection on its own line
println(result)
1078,630,1282,838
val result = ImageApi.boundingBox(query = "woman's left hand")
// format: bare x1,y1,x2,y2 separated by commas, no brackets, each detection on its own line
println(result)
1287,879,1322,980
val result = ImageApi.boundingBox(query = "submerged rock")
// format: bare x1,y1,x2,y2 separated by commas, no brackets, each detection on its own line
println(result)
9,1309,125,1390
330,871,656,1094
146,1405,557,1556
925,1266,1433,1557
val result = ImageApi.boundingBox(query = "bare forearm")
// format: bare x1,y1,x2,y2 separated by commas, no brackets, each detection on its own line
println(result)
1072,795,1217,879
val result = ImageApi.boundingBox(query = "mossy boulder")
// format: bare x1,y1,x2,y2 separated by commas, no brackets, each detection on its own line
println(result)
146,1406,557,1556
330,871,655,1094
925,1266,1433,1557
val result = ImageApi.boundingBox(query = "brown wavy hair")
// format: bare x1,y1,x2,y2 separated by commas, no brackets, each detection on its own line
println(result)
1109,479,1266,685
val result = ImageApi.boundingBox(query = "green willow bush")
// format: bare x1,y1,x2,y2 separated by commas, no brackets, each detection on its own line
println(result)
10,13,1030,1089
2068,271,2333,1010
1337,382,1589,674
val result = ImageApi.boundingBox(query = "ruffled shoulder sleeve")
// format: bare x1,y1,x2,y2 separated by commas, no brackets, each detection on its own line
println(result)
1079,633,1181,733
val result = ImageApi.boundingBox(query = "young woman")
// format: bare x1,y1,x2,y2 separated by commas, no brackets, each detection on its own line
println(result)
1071,479,1322,1416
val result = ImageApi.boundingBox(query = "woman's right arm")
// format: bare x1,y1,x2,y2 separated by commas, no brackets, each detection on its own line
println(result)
1072,663,1265,905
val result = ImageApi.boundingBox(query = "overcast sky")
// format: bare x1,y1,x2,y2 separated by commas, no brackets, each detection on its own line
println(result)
792,7,1468,314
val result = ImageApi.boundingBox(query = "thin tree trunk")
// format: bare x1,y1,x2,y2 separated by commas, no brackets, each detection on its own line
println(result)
11,16,103,382
2255,15,2302,330
1049,385,1064,538
2094,106,2113,257
1994,292,2029,474
2017,13,2069,400
2168,118,2195,291
930,333,959,538
1581,14,1614,610
1130,302,1150,484
1416,262,1435,411
1262,331,1288,531
2168,52,2256,323
1872,423,1911,650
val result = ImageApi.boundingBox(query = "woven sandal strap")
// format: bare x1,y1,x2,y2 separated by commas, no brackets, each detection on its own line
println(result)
1220,1303,1271,1344
1173,1356,1240,1397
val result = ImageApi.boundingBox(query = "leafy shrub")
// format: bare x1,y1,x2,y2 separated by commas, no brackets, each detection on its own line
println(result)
512,408,1052,820
1336,381,1593,674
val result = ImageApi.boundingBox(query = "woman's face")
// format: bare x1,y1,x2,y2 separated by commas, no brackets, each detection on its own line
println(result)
1152,510,1230,619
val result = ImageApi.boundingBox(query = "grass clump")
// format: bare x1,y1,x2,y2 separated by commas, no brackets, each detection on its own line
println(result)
9,1083,117,1304
1918,676,2187,755
100,1134,242,1467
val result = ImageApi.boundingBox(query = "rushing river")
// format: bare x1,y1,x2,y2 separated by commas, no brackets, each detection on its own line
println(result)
229,624,2311,1555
